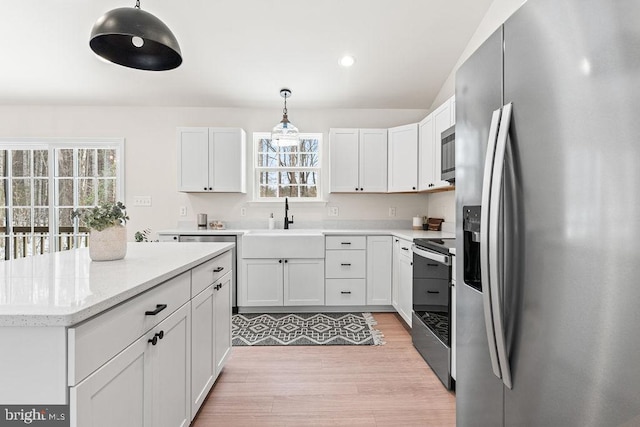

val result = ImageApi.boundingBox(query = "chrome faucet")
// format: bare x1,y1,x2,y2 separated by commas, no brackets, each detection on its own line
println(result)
284,197,294,229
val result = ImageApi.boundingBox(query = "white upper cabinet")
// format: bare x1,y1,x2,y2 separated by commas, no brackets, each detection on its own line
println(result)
387,123,418,192
177,127,246,193
418,96,455,191
330,128,387,193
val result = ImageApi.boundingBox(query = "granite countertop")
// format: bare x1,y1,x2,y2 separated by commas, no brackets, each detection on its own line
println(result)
0,242,234,327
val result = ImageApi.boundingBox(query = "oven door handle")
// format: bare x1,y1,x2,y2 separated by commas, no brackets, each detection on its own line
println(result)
412,244,450,265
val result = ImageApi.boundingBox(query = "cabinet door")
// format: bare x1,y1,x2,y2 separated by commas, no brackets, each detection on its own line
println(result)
178,127,210,192
392,239,401,312
359,129,388,192
284,259,325,306
450,95,456,125
387,123,418,192
152,303,191,427
214,273,232,374
418,114,436,191
242,259,284,306
366,236,392,305
210,128,246,193
398,253,413,328
330,128,360,192
190,286,215,419
433,98,454,189
71,334,152,427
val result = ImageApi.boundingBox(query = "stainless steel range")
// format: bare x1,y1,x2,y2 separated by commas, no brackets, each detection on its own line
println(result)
411,238,455,390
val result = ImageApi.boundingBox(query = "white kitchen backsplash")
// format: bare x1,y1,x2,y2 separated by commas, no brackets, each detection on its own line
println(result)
426,191,456,233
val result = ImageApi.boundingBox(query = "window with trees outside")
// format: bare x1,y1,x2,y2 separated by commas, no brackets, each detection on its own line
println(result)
0,139,124,260
254,132,322,200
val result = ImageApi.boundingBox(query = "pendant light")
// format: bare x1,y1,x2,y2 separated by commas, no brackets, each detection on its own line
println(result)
90,0,182,71
271,89,300,147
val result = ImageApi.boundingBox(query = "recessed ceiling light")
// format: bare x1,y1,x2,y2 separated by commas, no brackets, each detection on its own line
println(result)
339,55,356,67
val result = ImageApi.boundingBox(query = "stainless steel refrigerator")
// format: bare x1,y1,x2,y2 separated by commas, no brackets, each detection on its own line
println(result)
455,0,640,425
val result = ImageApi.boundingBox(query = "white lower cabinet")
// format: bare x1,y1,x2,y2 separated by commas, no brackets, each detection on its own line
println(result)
243,258,325,306
69,250,233,427
191,272,232,418
71,303,191,427
366,236,392,305
393,237,413,327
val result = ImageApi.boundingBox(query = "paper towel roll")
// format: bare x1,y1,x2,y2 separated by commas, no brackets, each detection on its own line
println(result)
413,216,422,230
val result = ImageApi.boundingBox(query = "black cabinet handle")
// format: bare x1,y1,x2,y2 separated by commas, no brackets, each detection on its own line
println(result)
148,331,164,346
427,263,439,267
279,260,282,263
173,236,177,240
412,187,416,190
355,188,358,191
341,242,351,245
145,304,167,316
209,187,212,191
341,263,352,266
213,267,224,273
341,291,352,294
401,247,409,251
284,259,288,263
203,187,207,191
427,291,440,294
215,284,222,290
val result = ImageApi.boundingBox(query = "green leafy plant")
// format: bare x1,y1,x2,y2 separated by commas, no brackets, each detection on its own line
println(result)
72,201,129,231
135,228,151,242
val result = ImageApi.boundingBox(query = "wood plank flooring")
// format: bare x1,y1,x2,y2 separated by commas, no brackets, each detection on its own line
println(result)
193,313,456,426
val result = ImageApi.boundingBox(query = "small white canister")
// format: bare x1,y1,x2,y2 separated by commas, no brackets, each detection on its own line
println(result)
413,215,423,230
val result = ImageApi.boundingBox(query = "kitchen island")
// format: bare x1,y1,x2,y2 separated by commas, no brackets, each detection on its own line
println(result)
0,242,234,427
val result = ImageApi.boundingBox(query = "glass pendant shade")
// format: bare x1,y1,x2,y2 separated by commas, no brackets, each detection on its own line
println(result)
272,115,300,147
90,3,182,71
271,89,300,146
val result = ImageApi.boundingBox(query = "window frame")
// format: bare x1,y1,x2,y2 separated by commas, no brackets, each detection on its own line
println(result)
0,138,125,260
253,132,323,202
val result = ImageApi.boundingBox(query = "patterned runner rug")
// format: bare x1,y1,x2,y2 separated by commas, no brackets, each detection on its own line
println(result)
232,312,385,346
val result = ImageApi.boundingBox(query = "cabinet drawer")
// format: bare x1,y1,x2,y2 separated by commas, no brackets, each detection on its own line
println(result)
68,272,191,386
326,236,366,250
326,279,366,305
192,251,232,296
325,250,366,278
395,239,413,260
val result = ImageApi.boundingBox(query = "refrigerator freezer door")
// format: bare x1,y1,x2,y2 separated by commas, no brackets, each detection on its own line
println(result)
503,0,640,425
455,27,505,427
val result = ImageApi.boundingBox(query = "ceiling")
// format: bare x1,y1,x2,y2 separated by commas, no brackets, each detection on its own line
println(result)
2,0,493,110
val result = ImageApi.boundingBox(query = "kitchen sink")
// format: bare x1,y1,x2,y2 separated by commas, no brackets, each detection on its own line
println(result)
242,230,324,258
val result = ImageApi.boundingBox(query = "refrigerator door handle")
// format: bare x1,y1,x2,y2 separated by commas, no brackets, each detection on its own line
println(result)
489,102,514,389
480,108,503,380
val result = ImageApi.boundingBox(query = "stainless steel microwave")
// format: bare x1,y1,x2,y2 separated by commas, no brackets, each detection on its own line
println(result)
441,125,455,183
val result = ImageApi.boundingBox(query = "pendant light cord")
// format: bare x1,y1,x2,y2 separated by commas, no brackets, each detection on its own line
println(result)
282,94,288,116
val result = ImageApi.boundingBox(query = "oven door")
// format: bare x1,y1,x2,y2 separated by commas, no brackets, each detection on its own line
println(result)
411,244,453,389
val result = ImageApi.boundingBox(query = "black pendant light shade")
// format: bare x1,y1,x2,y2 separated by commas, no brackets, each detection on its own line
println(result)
90,4,182,71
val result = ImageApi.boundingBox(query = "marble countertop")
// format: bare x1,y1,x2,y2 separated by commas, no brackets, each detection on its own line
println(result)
0,242,234,327
158,228,455,241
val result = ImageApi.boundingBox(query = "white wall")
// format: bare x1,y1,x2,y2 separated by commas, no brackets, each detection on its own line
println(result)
0,105,430,238
430,0,526,108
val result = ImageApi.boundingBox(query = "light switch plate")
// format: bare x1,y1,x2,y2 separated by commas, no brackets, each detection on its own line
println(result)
328,207,339,217
389,207,397,217
179,206,187,216
133,196,152,207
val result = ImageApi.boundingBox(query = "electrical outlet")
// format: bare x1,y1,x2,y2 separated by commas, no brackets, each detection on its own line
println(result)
328,207,339,217
389,207,397,217
240,207,247,217
179,206,187,216
133,196,152,207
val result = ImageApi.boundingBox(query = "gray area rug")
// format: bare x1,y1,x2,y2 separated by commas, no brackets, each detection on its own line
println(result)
232,312,385,346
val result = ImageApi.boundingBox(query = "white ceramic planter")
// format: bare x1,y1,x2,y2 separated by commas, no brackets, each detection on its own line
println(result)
89,225,127,261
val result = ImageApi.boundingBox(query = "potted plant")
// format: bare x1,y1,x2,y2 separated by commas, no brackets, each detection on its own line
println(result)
72,201,129,261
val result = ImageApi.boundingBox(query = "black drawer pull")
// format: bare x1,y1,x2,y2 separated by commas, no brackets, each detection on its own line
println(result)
427,291,440,294
213,267,224,273
341,263,352,266
427,263,439,267
341,291,352,294
148,336,158,346
401,247,409,251
341,242,352,245
145,304,167,316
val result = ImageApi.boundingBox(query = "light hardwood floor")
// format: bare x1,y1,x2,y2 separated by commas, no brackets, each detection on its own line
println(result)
193,313,456,427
